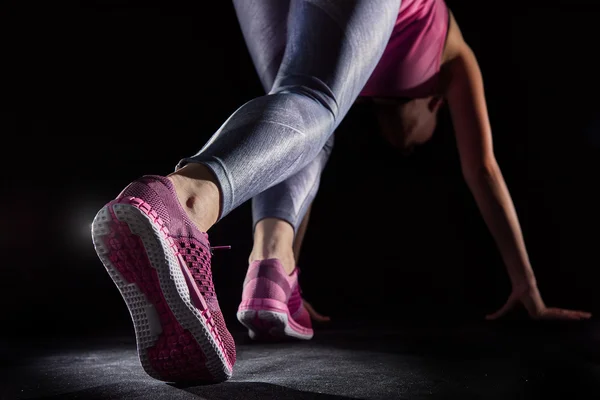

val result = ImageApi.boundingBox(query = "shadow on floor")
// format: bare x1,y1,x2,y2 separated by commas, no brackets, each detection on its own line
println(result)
30,382,355,400
174,382,356,400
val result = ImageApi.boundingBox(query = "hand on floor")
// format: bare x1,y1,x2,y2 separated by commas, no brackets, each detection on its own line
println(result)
303,299,331,322
485,284,592,321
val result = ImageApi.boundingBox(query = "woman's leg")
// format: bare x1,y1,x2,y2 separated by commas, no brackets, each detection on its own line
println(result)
250,135,333,274
229,0,336,275
293,201,313,266
230,0,399,340
229,1,337,339
168,0,400,235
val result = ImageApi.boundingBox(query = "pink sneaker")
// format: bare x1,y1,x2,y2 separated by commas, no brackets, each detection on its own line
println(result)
237,259,314,340
90,175,235,383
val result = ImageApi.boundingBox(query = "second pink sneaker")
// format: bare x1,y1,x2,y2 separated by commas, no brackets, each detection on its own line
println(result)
237,259,314,340
91,175,235,383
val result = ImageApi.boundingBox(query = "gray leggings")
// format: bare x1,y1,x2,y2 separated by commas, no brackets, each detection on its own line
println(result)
178,0,400,232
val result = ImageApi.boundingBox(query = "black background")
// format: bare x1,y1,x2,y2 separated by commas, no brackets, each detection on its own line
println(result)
2,0,599,339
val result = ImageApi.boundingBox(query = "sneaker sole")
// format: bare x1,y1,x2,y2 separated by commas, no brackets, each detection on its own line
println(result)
91,198,232,382
237,300,313,340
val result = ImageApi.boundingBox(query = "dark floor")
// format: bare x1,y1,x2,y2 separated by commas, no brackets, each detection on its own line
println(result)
2,319,599,400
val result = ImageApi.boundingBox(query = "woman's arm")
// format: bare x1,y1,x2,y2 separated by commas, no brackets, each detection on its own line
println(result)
443,27,590,320
445,45,535,289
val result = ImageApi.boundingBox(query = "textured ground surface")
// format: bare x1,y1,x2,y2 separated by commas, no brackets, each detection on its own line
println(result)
2,321,599,400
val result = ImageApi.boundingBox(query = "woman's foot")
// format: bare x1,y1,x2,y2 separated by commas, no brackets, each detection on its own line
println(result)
91,175,235,383
237,258,314,340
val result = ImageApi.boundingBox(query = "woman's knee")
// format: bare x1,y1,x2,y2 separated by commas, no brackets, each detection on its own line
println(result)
271,75,340,121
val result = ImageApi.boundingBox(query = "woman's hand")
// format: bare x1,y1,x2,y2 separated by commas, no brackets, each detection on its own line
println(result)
485,284,592,321
303,299,331,322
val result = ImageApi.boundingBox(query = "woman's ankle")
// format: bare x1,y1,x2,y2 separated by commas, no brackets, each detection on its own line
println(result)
167,164,221,232
251,218,296,275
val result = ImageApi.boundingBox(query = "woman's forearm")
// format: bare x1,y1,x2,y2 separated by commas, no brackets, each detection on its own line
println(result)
464,162,537,289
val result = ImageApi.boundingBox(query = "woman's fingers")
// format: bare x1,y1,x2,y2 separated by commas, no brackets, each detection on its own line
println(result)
541,308,592,321
485,294,518,320
303,299,331,322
